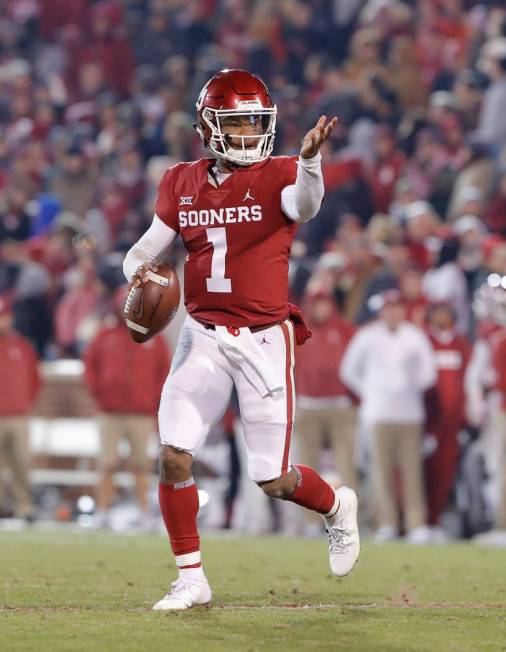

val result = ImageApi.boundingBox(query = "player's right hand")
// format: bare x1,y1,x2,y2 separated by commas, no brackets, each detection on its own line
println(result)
300,115,338,159
131,262,158,287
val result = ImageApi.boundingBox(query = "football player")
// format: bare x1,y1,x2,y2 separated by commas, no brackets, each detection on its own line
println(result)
123,69,359,610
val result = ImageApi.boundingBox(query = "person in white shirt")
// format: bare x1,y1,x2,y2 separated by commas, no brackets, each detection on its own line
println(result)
341,290,437,543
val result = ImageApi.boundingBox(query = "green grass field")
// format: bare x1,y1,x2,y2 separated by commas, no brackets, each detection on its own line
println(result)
1,529,505,652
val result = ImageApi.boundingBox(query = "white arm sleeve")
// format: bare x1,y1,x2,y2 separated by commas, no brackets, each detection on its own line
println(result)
281,152,324,223
122,215,178,282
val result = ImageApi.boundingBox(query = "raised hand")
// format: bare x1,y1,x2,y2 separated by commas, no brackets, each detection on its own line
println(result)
300,115,338,159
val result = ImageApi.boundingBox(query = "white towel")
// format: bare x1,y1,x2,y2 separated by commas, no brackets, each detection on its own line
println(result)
215,326,283,398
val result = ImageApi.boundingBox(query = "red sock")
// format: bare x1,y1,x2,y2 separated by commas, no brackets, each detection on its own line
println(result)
159,479,201,569
288,465,337,516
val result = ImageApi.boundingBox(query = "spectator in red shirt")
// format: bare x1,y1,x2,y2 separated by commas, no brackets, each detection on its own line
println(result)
404,200,442,271
368,124,406,214
54,249,104,357
66,1,134,99
425,302,471,532
37,0,90,39
295,288,357,534
84,286,170,527
0,295,40,519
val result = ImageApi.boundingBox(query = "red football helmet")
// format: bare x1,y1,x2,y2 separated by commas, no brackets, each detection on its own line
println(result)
195,69,277,166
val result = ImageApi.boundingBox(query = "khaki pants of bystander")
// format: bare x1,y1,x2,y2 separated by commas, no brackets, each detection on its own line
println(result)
96,413,155,516
98,413,154,470
371,422,427,532
296,406,357,525
0,416,33,517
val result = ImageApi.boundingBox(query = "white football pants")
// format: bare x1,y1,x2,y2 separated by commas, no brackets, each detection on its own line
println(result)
158,315,295,483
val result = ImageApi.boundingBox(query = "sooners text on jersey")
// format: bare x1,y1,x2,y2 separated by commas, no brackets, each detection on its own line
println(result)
155,156,298,327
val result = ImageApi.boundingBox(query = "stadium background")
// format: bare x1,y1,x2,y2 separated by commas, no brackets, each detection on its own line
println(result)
0,0,505,542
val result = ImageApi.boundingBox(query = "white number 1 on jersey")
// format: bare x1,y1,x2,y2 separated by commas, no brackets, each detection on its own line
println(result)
206,227,232,293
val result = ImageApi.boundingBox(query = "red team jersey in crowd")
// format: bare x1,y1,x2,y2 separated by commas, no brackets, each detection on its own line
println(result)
425,331,471,432
155,155,299,327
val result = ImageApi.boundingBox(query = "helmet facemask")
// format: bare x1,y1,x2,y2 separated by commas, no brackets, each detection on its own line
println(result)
198,100,277,166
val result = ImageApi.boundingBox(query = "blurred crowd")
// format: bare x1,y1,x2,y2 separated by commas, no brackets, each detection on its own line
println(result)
0,0,505,353
0,0,506,541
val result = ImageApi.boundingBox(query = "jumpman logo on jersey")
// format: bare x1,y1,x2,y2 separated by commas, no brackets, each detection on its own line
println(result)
242,189,255,201
260,334,270,345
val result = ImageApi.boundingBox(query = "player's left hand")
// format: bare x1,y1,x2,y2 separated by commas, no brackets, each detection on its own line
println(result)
300,115,338,159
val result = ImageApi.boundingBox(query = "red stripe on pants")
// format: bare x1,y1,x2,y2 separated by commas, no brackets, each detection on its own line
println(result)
280,322,294,474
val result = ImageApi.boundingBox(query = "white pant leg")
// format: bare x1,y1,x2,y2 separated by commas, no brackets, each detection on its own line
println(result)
231,421,275,534
233,319,296,483
158,317,234,456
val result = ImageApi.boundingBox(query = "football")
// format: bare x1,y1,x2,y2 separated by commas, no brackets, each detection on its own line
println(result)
123,263,180,343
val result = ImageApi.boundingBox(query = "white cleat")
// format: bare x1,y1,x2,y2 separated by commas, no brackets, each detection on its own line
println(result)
152,578,212,611
324,486,360,577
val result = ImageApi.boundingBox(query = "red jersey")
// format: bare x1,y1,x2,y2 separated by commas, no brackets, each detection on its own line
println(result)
404,297,429,329
84,324,170,414
368,151,406,213
155,156,299,327
425,329,471,430
295,315,356,399
0,333,40,416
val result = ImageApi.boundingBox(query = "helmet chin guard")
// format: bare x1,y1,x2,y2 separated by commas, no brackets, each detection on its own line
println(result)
195,69,277,166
